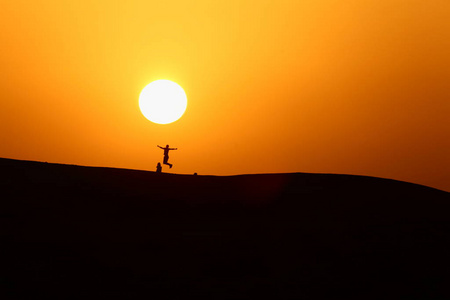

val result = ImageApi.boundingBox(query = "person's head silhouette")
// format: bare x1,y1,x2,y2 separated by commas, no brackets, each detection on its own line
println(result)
166,144,169,148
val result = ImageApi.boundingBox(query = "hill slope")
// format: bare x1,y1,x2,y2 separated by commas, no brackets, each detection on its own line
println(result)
1,157,449,299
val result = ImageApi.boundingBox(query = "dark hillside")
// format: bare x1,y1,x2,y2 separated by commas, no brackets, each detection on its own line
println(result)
1,157,449,299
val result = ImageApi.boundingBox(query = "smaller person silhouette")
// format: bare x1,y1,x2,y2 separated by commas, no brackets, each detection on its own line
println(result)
156,162,162,173
157,144,177,168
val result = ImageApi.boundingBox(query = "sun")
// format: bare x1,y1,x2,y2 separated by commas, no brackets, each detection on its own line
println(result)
139,80,187,124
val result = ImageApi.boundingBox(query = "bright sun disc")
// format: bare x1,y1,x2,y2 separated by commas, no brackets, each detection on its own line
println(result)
139,80,187,124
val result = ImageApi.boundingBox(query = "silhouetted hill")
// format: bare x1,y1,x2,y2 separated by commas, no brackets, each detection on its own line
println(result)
1,157,449,299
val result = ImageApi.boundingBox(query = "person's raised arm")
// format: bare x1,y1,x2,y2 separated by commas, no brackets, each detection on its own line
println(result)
169,148,178,150
157,145,163,149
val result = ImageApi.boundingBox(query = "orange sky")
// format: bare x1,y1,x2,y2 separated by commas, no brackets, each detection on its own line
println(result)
1,0,449,191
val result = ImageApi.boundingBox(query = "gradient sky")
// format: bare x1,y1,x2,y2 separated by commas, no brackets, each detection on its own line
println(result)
1,0,449,191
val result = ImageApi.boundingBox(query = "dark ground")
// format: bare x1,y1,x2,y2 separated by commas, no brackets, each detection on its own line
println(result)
1,157,449,299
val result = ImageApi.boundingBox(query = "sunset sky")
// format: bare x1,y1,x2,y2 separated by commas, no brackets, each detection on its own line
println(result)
1,0,449,191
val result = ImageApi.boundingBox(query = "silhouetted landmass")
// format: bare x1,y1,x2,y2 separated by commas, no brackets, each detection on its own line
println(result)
1,157,449,299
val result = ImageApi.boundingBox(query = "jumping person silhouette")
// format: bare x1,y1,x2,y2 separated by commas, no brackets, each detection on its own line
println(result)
157,145,177,168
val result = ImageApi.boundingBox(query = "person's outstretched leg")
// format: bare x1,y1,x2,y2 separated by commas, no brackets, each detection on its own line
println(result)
169,163,173,168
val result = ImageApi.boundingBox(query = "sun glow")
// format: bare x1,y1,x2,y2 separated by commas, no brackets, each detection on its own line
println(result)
139,80,187,124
